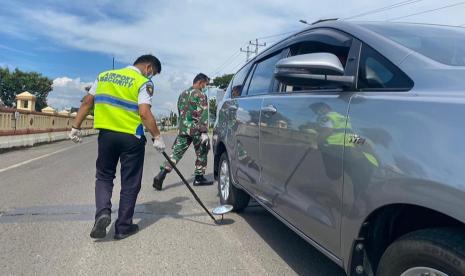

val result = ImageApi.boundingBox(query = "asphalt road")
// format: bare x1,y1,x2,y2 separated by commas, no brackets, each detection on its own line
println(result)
0,134,345,276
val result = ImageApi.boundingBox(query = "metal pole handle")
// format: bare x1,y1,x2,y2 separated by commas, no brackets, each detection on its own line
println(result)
161,151,217,223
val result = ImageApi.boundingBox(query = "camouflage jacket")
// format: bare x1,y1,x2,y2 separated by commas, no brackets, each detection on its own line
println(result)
177,86,208,136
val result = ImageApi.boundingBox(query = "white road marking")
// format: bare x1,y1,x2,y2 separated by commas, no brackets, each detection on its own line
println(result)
0,141,92,173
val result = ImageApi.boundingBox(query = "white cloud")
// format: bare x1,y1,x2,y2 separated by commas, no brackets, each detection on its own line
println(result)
2,0,465,114
3,1,465,73
48,77,91,109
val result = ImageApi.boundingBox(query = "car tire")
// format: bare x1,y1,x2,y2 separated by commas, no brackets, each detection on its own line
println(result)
218,152,250,212
377,227,465,276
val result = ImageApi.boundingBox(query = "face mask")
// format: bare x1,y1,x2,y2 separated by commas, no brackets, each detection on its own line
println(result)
146,66,154,79
201,83,209,93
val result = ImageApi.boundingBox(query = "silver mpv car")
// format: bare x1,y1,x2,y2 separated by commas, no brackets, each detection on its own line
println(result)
213,20,465,276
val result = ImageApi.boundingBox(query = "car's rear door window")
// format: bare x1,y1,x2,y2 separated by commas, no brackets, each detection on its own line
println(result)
246,52,283,96
230,63,252,98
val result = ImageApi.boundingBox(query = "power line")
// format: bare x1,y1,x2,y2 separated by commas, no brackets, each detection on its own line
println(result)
210,42,249,76
211,0,465,77
212,50,247,78
211,51,240,75
256,30,298,40
210,29,299,77
389,1,465,21
210,50,242,77
225,60,244,76
343,0,424,20
230,59,246,74
211,1,434,78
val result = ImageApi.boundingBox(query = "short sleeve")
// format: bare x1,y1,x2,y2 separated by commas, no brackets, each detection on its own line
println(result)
138,81,153,105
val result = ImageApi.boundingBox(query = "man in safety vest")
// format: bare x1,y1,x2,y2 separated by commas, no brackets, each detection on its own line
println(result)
69,54,166,240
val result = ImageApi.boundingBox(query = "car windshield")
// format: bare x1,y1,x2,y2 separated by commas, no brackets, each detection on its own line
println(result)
360,23,465,66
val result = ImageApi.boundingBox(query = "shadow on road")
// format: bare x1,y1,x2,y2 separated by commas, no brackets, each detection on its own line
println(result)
161,173,215,191
240,205,345,276
137,196,188,231
95,196,191,243
95,194,226,242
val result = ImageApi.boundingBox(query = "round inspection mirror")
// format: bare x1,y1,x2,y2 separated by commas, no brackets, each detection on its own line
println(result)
212,205,233,215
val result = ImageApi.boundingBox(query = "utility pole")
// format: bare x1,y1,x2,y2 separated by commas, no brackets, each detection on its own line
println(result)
249,39,266,56
112,56,115,70
240,45,254,62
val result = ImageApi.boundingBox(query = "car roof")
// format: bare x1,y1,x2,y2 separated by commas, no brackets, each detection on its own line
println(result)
254,20,413,65
234,20,465,91
251,20,465,68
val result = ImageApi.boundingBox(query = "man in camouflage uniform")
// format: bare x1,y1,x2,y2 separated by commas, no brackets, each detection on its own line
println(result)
153,73,213,190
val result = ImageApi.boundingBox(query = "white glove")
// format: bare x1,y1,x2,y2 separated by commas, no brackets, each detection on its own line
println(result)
69,127,82,143
153,135,166,152
200,133,209,145
200,133,210,149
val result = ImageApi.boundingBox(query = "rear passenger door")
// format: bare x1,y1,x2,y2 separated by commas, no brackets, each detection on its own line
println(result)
232,51,285,195
222,62,263,194
258,29,359,256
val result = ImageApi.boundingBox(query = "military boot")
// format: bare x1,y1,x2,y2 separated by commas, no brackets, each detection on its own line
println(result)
153,169,168,190
193,175,214,186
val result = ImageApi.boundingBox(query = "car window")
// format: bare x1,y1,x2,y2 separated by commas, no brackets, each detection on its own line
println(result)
242,64,255,96
231,63,252,98
290,29,353,67
357,44,413,91
223,80,233,99
361,23,465,66
247,52,282,96
284,29,353,92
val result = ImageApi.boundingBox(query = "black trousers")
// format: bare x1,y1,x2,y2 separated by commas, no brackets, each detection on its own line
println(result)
95,130,146,234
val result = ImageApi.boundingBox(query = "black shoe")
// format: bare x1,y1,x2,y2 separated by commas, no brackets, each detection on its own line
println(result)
90,213,111,239
153,169,168,190
114,224,139,240
193,175,214,186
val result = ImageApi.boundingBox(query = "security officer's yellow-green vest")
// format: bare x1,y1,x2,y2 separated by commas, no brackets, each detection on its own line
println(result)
326,111,352,146
94,68,149,136
326,112,379,167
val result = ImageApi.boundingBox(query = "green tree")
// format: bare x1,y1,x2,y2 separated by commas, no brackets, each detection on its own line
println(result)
212,74,233,89
0,68,53,111
169,111,178,126
172,113,178,126
209,97,217,125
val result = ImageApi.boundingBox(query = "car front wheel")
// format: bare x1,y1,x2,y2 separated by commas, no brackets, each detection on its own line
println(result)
377,228,465,276
218,152,250,212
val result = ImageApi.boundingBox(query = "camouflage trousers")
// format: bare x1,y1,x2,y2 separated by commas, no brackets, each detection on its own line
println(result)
160,134,209,176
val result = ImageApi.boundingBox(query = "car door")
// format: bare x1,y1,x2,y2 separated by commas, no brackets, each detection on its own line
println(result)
259,29,359,255
233,50,286,196
223,62,264,194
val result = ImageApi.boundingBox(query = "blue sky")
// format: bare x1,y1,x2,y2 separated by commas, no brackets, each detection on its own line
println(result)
1,0,465,115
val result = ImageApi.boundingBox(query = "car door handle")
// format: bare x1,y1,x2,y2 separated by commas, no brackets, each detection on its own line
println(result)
262,105,277,115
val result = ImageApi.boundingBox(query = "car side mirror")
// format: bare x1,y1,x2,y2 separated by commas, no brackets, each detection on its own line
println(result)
274,53,354,88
